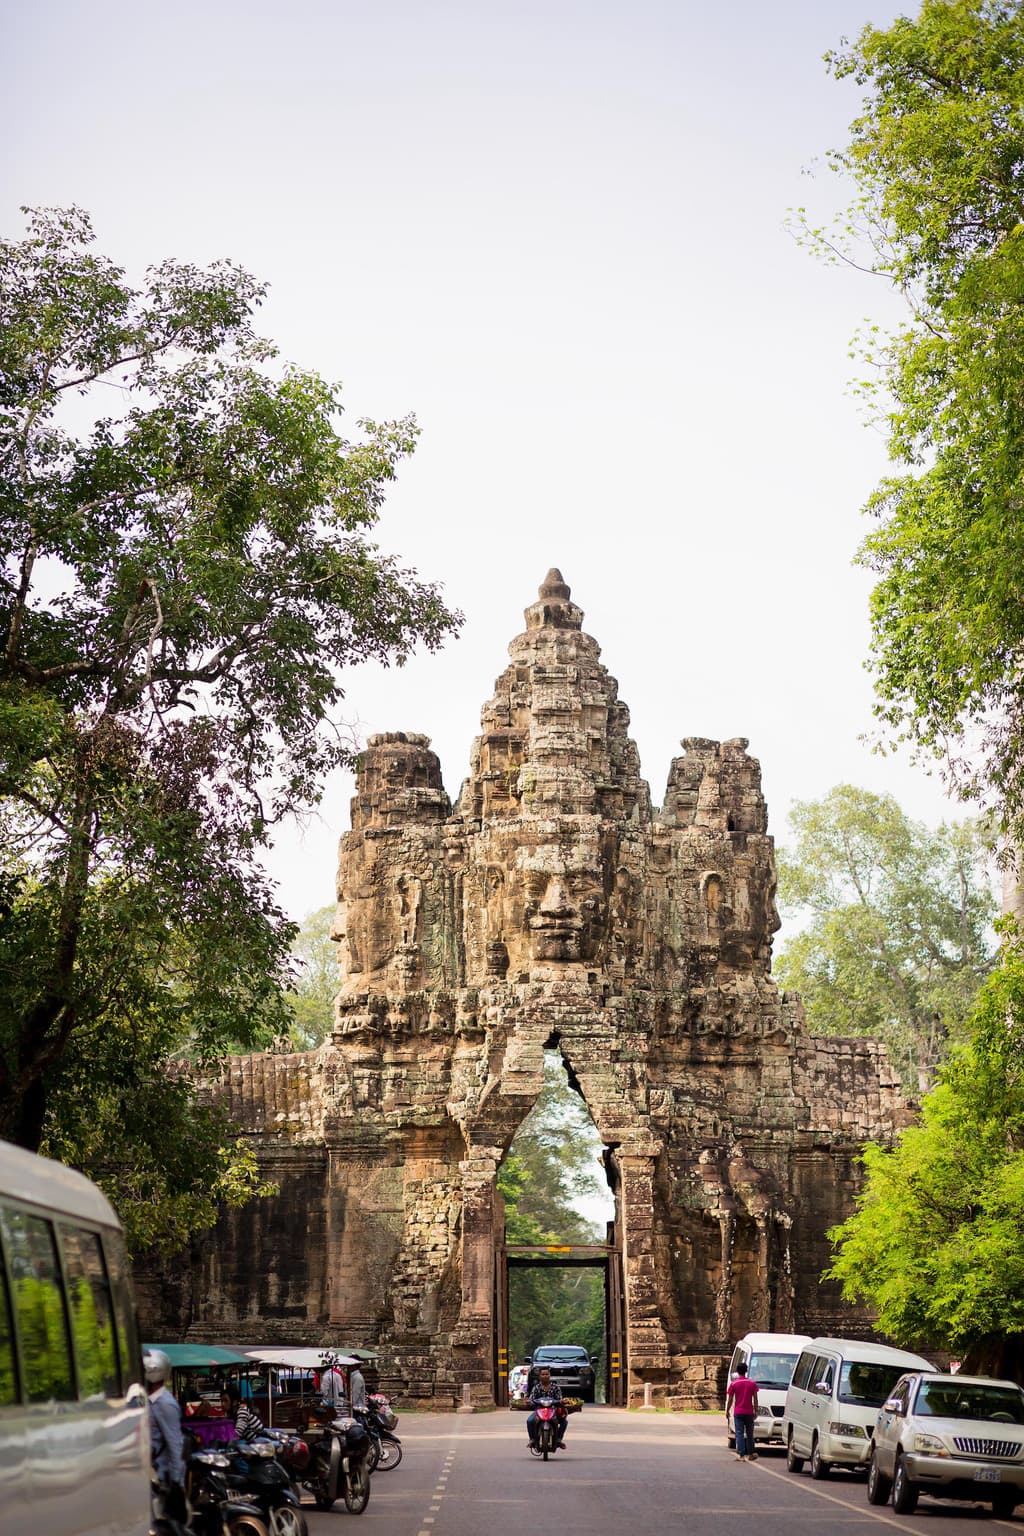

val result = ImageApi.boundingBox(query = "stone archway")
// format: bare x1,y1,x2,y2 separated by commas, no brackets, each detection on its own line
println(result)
135,572,914,1408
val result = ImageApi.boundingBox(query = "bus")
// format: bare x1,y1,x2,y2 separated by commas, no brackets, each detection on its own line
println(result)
0,1137,150,1536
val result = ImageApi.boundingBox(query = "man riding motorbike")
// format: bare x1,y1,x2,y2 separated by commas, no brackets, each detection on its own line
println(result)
526,1368,567,1452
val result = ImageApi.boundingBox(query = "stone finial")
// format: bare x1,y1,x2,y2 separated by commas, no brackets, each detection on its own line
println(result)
524,568,583,632
539,568,571,600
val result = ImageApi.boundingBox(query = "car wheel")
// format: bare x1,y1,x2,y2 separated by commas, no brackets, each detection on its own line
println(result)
991,1492,1017,1519
786,1434,805,1474
866,1445,892,1505
891,1453,919,1515
810,1436,831,1480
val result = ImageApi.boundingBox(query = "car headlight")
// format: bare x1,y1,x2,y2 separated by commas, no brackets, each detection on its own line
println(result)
828,1422,867,1438
912,1433,949,1457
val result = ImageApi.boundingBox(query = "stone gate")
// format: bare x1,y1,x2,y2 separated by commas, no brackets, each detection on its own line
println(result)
136,571,912,1407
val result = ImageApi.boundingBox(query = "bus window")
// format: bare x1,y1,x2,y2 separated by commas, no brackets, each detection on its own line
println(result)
61,1226,119,1398
0,1206,74,1402
102,1226,140,1391
0,1258,16,1404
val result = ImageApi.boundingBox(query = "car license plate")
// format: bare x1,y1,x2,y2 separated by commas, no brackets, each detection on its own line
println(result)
974,1468,1002,1483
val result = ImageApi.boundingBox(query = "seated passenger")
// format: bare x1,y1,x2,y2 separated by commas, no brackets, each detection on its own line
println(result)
220,1383,266,1441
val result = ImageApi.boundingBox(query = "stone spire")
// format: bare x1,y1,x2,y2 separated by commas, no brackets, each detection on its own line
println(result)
457,570,649,822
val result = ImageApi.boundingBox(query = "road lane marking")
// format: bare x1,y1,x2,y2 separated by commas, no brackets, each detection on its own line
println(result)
752,1460,1016,1529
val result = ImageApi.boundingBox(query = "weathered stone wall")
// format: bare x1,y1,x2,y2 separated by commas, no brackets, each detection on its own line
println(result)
138,572,912,1407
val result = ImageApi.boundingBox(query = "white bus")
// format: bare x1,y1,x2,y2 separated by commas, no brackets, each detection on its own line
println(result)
0,1138,150,1536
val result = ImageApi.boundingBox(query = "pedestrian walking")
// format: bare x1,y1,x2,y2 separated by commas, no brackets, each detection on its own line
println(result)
726,1362,759,1462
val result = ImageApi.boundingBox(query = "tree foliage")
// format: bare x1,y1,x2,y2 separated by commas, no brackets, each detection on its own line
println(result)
0,206,460,1240
815,2,1024,833
498,1054,610,1375
826,927,1024,1376
285,904,339,1048
774,785,996,1089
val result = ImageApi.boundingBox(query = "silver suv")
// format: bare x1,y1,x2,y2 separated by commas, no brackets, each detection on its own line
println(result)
868,1371,1024,1519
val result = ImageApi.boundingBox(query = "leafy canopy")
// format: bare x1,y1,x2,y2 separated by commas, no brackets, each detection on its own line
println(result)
827,927,1024,1370
285,904,339,1049
774,785,996,1089
0,207,460,1243
816,3,1024,831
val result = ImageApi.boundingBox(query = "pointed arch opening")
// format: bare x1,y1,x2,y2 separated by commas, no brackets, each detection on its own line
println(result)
495,1047,621,1405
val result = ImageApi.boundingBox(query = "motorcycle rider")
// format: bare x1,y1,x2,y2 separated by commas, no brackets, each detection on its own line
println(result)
145,1347,186,1521
527,1366,567,1451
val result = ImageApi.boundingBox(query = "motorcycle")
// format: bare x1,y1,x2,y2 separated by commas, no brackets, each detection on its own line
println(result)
223,1437,308,1536
298,1414,372,1513
356,1393,403,1473
180,1445,271,1535
528,1397,564,1462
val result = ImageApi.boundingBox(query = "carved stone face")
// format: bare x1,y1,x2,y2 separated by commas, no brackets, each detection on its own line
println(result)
526,869,604,961
495,831,611,968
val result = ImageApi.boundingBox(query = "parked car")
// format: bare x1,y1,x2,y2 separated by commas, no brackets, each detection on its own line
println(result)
526,1346,598,1402
782,1337,934,1478
867,1371,1024,1519
726,1332,812,1449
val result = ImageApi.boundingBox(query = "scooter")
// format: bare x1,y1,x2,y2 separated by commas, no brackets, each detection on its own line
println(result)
528,1397,565,1462
356,1395,403,1472
223,1437,307,1536
300,1415,372,1513
181,1445,270,1535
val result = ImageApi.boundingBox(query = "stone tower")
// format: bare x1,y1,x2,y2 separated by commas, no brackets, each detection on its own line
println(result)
136,572,911,1406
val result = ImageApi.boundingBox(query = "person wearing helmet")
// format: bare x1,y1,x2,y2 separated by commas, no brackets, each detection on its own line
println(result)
145,1348,185,1519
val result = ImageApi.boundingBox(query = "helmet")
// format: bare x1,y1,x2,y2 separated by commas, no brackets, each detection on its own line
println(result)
284,1436,310,1472
143,1348,172,1384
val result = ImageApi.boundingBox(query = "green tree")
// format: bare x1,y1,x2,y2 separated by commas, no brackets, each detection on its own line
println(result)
814,3,1024,837
827,927,1024,1378
286,904,338,1048
774,785,996,1089
0,208,460,1236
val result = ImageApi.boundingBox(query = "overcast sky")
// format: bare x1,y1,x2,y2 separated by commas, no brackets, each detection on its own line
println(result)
4,0,956,933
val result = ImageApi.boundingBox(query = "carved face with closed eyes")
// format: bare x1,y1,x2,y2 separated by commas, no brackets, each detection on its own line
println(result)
511,839,609,966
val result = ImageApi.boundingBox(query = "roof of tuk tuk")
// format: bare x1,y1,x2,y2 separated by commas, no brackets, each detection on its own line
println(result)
245,1347,360,1369
145,1344,252,1370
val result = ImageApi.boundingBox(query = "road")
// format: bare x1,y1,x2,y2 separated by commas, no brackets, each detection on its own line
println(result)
301,1405,1023,1535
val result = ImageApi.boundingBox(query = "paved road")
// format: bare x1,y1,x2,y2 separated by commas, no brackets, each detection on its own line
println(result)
301,1405,1023,1535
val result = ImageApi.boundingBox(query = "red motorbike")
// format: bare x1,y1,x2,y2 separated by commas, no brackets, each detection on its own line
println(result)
528,1397,565,1462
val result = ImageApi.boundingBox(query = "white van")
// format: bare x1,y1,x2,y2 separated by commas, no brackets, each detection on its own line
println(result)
782,1336,934,1479
726,1331,812,1447
0,1138,150,1536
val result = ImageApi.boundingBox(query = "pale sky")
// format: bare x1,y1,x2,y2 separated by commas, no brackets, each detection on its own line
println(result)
3,0,958,935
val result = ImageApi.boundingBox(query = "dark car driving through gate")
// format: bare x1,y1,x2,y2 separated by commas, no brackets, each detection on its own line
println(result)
527,1346,598,1402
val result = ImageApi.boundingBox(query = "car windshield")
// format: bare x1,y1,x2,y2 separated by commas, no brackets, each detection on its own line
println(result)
536,1349,587,1362
747,1352,800,1388
916,1381,1024,1424
838,1362,911,1407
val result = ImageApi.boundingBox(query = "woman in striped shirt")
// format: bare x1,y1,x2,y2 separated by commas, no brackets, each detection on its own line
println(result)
220,1384,266,1441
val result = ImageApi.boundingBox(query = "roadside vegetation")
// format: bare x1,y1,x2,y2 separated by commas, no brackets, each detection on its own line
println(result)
808,0,1024,1373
